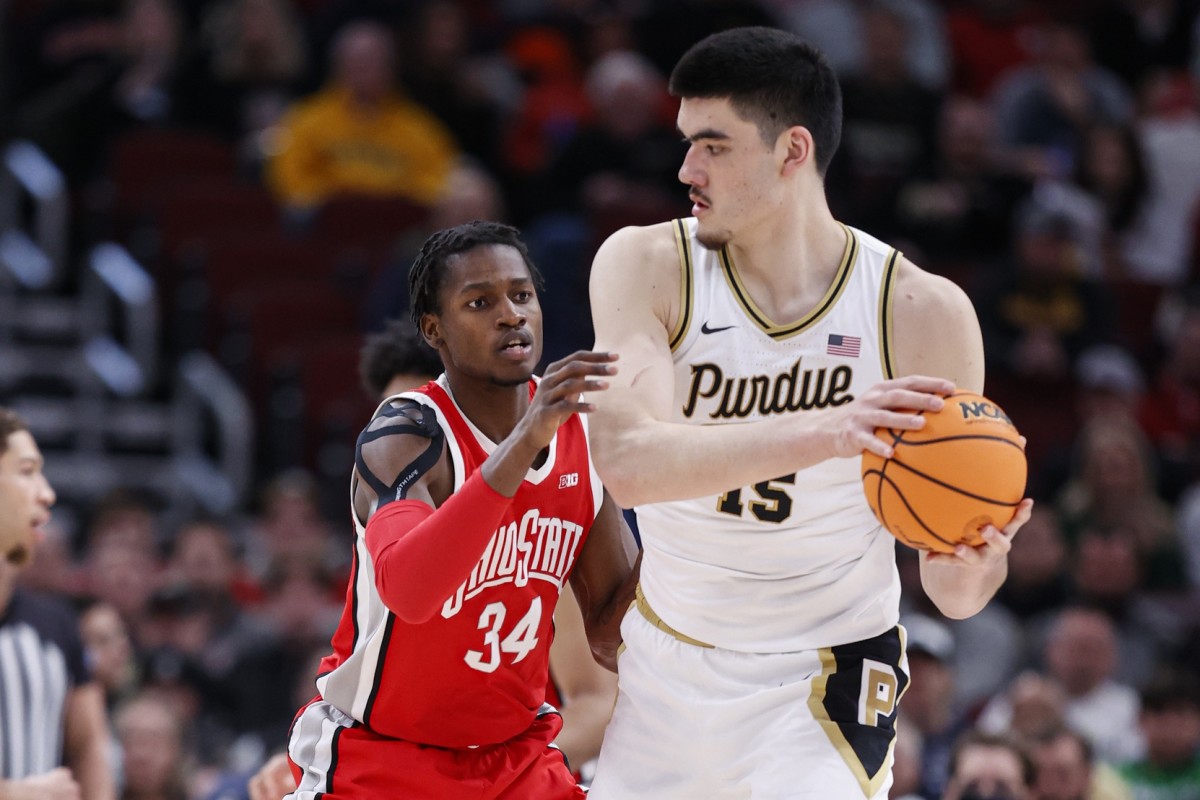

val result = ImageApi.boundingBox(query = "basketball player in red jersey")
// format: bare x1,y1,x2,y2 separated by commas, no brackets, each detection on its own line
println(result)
284,221,638,800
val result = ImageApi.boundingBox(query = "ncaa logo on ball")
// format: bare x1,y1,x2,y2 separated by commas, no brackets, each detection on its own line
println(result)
956,400,1014,427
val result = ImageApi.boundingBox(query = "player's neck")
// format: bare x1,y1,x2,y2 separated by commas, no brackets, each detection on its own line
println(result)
0,561,17,614
445,374,530,444
724,201,846,320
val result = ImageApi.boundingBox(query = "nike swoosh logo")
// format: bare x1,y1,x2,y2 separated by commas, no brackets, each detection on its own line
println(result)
700,322,736,334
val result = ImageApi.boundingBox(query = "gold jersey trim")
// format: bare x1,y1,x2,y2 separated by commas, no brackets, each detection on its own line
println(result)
669,219,695,352
878,248,901,379
717,224,858,340
635,583,714,648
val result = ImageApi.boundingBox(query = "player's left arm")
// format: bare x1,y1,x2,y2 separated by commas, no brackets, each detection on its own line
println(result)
891,258,1034,620
62,682,116,800
548,589,619,766
568,490,640,671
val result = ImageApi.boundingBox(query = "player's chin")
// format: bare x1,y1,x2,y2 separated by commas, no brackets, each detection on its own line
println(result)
695,225,731,251
491,369,535,388
5,534,34,567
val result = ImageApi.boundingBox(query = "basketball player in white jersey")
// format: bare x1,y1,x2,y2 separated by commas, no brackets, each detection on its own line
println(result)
584,27,1033,799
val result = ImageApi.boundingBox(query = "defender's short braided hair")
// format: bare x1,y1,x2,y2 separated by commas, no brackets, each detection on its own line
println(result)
408,221,544,327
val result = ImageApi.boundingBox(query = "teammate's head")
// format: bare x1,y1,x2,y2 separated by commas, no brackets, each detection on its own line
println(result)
359,318,444,400
0,408,55,567
669,26,842,176
408,221,545,386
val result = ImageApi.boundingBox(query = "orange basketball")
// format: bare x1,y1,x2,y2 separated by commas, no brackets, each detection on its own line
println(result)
861,391,1027,553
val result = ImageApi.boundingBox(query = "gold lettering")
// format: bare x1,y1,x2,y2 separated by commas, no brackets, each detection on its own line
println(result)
861,666,898,726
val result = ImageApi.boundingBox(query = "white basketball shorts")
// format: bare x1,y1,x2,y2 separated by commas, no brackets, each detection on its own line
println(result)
587,593,909,799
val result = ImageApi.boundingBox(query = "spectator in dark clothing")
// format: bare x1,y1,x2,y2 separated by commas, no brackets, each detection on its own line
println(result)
992,18,1133,183
894,96,1029,287
174,0,307,172
977,194,1117,383
828,2,942,238
399,0,506,168
1088,0,1200,92
540,50,684,227
12,0,190,185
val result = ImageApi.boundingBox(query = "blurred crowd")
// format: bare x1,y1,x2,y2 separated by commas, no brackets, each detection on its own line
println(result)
4,0,1200,798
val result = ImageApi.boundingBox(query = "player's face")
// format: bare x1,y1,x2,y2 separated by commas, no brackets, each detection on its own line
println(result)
431,244,543,386
0,430,55,566
677,97,784,250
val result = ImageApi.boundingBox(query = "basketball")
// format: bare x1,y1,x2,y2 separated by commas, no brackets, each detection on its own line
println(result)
861,391,1027,553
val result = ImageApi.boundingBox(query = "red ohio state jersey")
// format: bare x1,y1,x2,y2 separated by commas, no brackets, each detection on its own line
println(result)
315,376,603,748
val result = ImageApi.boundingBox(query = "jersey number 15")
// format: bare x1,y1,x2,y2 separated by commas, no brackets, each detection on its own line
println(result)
716,474,797,523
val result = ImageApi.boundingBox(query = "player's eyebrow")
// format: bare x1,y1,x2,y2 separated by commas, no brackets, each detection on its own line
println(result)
679,128,731,143
457,277,533,295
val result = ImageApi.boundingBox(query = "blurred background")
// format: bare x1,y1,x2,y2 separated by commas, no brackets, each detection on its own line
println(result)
2,0,1200,798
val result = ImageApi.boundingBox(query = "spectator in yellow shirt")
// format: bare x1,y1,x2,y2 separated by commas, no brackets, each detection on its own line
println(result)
267,19,459,211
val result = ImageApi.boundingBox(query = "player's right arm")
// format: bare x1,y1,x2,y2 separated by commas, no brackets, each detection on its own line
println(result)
356,353,616,624
588,224,953,508
354,398,480,625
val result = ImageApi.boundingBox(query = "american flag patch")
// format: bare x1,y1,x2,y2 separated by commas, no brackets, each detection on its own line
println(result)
827,333,861,357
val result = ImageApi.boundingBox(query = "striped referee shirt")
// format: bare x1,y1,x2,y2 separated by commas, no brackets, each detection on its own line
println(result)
0,588,89,778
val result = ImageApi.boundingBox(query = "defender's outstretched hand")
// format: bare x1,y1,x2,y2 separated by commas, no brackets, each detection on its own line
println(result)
519,351,619,448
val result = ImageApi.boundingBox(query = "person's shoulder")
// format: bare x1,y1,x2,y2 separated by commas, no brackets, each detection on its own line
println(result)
364,395,443,437
288,87,341,119
892,255,975,322
4,588,80,638
593,220,685,275
10,587,77,620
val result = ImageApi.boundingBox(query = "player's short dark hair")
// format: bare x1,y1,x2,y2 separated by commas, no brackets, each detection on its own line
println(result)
359,318,444,398
669,26,842,176
0,407,28,456
408,220,543,326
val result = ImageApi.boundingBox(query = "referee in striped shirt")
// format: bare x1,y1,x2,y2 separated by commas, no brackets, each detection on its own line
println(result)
0,408,115,800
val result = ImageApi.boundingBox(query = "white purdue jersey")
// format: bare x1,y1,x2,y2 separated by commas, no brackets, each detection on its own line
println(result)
636,217,903,653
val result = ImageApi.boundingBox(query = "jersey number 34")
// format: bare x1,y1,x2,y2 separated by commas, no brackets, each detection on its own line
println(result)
464,597,543,673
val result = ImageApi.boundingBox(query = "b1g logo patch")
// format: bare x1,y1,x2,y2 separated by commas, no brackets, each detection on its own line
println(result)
558,473,579,489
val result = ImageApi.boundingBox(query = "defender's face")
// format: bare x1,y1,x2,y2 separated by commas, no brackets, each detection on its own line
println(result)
0,430,55,566
428,244,543,386
677,97,783,250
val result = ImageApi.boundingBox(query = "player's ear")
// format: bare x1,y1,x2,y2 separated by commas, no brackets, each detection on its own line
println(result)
419,313,443,349
780,125,812,176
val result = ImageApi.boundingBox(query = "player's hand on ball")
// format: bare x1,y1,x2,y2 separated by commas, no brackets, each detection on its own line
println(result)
828,375,955,459
924,499,1033,567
